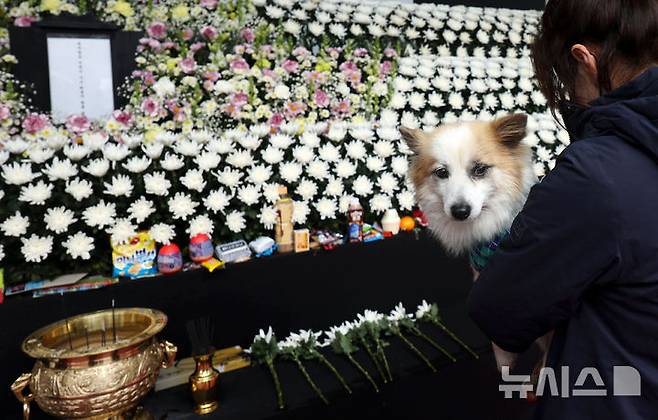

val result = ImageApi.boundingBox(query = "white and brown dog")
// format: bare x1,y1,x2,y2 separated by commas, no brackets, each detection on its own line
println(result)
401,114,551,371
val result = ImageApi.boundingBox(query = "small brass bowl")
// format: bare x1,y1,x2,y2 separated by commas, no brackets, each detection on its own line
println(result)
11,308,176,419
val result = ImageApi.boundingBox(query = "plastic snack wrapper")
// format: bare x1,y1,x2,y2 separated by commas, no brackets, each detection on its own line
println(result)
112,232,158,278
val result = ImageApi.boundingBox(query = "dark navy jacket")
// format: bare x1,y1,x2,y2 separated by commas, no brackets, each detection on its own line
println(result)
468,67,658,419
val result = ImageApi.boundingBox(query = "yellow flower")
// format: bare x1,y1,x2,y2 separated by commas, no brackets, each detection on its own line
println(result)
182,120,193,133
315,59,331,73
144,128,162,143
105,119,120,131
2,54,17,64
40,0,61,13
171,4,190,22
351,114,366,125
166,58,180,71
112,0,134,17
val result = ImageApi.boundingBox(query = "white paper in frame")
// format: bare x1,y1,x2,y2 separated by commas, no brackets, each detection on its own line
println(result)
47,34,115,123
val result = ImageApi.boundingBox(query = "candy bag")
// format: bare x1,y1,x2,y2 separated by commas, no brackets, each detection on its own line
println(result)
112,232,158,278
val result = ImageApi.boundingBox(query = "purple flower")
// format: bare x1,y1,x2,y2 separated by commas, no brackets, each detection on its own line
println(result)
230,58,250,73
270,113,284,128
201,26,218,40
285,101,306,118
281,59,299,74
313,89,330,107
179,57,197,74
22,113,50,134
147,22,167,39
332,99,351,116
14,16,35,27
66,114,91,134
200,0,218,8
241,28,255,43
383,48,397,58
0,104,12,121
230,92,249,107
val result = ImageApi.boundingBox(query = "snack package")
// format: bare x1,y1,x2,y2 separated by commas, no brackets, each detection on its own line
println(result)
112,232,158,278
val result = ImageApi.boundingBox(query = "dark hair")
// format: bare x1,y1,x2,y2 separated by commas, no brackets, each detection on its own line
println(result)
531,0,658,113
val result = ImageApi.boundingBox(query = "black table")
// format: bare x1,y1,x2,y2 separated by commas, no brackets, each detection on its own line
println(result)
0,232,535,419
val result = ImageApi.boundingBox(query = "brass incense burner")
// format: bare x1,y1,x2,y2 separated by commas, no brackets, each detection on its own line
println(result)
11,308,177,420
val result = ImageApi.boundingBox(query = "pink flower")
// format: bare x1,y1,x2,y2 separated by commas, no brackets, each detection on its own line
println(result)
380,61,392,78
230,92,249,107
181,28,194,41
240,28,255,43
285,101,306,118
339,61,357,73
163,41,177,50
14,16,35,27
332,99,351,116
347,69,362,85
234,44,246,55
281,59,299,74
326,47,341,59
292,47,310,58
200,0,218,8
0,104,11,120
223,103,240,116
353,48,368,57
230,58,250,73
204,71,220,82
147,22,167,39
112,110,132,127
262,69,278,80
190,42,205,53
66,114,91,134
201,26,218,40
141,98,160,116
304,70,328,84
313,89,330,107
269,113,284,127
179,57,197,74
22,113,49,134
383,48,397,58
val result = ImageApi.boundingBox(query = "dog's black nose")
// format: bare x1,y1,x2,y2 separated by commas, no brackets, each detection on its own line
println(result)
450,204,471,221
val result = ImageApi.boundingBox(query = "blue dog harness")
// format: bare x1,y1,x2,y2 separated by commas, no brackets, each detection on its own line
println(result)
469,231,509,272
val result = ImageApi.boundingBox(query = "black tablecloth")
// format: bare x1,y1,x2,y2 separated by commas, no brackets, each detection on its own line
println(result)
0,232,535,419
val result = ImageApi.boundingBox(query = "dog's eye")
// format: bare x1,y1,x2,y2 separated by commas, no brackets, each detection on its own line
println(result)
471,163,491,178
433,167,449,179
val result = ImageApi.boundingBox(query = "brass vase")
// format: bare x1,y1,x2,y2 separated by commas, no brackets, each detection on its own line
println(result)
189,353,220,415
11,308,177,420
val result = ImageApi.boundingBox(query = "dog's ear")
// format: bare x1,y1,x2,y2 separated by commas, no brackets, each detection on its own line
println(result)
492,113,527,147
400,127,423,154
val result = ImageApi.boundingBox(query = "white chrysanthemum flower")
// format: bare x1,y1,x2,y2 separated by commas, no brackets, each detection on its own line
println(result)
532,91,548,106
83,200,116,229
5,138,29,154
318,143,340,162
142,143,164,159
343,140,365,161
248,164,272,185
557,130,570,145
109,218,137,245
335,159,356,178
61,232,94,260
180,169,207,192
83,158,110,178
21,234,53,263
320,176,342,196
292,200,310,224
237,184,261,205
259,206,277,229
315,198,337,220
500,92,515,110
0,150,8,165
2,162,40,185
301,132,321,148
226,149,254,168
296,178,318,201
153,77,176,97
378,173,399,194
263,183,281,203
205,189,232,213
308,21,324,36
226,210,246,233
534,162,546,178
63,178,92,201
143,171,171,196
1,211,29,237
389,93,407,110
370,194,392,214
353,175,374,196
129,197,156,224
366,156,385,172
44,206,76,234
216,167,243,189
328,124,348,142
307,159,329,180
19,180,53,205
195,151,221,171
102,143,130,162
160,153,185,171
329,23,346,37
409,92,426,111
279,162,303,183
149,223,176,244
373,141,394,158
29,147,56,163
104,174,133,197
188,214,214,236
397,190,416,211
262,146,284,164
123,155,151,173
168,192,198,220
292,146,314,163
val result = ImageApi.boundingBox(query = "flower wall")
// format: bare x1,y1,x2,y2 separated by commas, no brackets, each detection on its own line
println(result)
0,0,567,283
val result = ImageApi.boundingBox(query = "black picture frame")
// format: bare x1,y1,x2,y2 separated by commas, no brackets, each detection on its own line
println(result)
8,14,143,114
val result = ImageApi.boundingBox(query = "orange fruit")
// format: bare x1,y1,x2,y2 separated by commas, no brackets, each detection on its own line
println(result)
400,216,416,231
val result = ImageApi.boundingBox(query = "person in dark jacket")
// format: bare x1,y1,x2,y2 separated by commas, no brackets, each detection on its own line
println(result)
468,1,658,419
